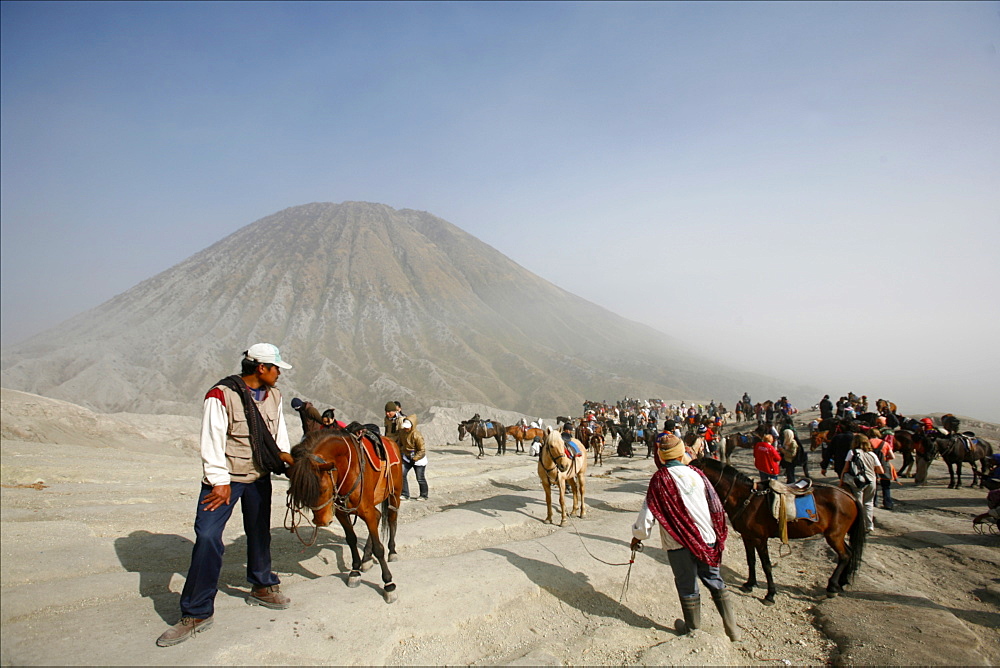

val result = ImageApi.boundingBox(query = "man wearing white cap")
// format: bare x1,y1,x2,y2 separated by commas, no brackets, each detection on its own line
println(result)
157,343,295,647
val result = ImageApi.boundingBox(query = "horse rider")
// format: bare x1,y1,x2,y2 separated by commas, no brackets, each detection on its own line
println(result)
561,421,583,457
820,395,834,420
631,433,741,640
157,343,294,647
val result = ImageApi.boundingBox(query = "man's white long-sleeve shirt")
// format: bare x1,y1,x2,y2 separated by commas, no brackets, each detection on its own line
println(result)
200,389,291,487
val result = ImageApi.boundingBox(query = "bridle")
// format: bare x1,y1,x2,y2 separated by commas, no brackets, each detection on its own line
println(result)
285,435,365,546
541,435,572,476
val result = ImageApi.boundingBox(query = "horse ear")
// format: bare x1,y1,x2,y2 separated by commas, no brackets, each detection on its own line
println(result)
545,425,553,435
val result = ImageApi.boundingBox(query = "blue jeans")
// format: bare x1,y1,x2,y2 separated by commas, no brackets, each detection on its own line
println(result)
179,478,280,618
759,472,779,483
402,459,428,499
666,544,726,599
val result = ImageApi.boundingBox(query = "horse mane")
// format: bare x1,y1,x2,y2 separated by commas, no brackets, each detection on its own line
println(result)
288,429,350,508
699,457,755,487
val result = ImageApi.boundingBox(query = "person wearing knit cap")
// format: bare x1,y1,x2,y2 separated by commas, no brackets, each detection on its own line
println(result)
384,401,405,442
631,433,741,641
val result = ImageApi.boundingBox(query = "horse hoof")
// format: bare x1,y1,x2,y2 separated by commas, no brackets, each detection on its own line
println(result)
360,559,374,572
763,596,776,606
826,590,839,598
388,552,398,562
347,572,361,588
740,583,754,593
384,589,397,604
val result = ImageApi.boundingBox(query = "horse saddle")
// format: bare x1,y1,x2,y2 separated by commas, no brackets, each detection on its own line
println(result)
357,431,400,472
563,437,585,459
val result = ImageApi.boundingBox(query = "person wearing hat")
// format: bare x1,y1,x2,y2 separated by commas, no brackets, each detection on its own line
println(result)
631,433,741,640
384,401,406,441
290,397,325,435
157,343,295,647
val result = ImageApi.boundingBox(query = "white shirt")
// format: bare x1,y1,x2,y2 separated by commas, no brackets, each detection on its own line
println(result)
633,465,716,550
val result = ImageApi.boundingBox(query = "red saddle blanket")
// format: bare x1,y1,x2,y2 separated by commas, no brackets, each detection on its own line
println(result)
360,435,400,472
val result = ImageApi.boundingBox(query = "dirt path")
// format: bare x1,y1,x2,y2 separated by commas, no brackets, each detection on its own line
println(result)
1,393,997,665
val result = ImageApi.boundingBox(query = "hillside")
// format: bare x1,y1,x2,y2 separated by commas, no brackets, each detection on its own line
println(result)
0,202,808,420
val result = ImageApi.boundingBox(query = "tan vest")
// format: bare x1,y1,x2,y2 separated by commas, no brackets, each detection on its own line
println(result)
384,413,405,442
217,384,283,483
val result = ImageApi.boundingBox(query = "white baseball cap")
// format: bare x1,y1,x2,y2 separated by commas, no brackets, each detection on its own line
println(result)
244,343,292,369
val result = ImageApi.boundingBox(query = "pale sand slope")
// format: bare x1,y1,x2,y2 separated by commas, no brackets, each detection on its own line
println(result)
1,388,998,666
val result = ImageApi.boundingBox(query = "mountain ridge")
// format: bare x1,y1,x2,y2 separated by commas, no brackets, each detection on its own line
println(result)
1,201,811,420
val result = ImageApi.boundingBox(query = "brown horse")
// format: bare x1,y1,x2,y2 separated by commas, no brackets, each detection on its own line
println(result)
458,417,507,457
590,430,606,466
876,399,897,415
537,427,588,525
723,432,754,464
691,458,866,604
924,432,995,488
286,429,402,602
506,424,545,454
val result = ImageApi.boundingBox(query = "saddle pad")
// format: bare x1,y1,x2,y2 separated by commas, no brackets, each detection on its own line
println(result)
360,434,400,471
771,491,819,523
484,421,493,429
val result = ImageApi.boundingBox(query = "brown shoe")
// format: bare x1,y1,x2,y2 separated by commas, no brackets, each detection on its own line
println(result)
247,584,290,610
156,616,214,647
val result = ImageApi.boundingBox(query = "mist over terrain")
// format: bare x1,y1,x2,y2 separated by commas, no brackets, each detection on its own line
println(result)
0,202,814,420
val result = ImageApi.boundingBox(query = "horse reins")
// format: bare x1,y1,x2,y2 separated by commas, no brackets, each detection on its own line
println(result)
285,435,366,546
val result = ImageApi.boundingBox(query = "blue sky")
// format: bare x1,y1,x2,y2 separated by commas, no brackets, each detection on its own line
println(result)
2,2,999,419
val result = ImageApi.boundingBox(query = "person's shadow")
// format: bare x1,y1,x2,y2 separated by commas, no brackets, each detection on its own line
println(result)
114,529,349,622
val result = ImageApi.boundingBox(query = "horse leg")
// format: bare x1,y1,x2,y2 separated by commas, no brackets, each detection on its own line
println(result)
824,532,850,596
757,542,778,605
476,437,484,459
575,472,587,518
542,477,554,524
336,512,364,588
557,478,568,526
361,508,397,603
947,460,956,489
740,536,758,593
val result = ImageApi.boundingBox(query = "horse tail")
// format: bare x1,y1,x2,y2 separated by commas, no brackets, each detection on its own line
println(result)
844,493,867,583
381,498,391,544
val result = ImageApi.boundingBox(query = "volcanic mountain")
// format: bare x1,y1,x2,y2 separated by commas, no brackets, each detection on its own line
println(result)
0,202,796,419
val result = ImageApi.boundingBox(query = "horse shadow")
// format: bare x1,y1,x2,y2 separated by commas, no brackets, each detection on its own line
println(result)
438,492,541,520
114,528,349,623
436,448,474,456
484,547,677,634
847,590,1000,629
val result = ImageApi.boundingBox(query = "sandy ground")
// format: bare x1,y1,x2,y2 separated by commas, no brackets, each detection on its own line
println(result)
1,388,998,666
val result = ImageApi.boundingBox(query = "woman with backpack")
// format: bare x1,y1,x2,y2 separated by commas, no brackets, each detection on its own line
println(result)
840,434,883,533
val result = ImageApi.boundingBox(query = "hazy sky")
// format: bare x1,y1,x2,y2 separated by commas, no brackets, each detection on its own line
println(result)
2,2,999,420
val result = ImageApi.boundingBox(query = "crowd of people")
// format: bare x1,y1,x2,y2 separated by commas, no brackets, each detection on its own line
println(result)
155,349,994,649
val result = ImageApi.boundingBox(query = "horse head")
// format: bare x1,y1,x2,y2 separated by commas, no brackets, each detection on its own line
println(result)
288,433,343,527
457,421,469,441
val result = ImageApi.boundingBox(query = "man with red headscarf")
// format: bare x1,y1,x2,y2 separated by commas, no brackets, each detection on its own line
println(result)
630,434,741,641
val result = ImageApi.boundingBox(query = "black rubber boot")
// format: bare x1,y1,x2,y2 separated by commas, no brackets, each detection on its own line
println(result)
710,588,742,641
677,595,701,635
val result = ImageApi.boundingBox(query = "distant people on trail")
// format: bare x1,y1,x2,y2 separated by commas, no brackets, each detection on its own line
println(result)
631,433,741,641
820,395,834,420
754,434,782,483
157,343,294,647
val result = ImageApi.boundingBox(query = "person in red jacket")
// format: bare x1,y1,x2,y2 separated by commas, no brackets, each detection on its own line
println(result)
754,434,782,483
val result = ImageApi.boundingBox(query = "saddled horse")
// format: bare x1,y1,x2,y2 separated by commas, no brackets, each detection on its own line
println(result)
892,429,921,478
683,433,708,461
506,424,545,454
286,429,402,602
876,399,897,415
724,432,755,464
691,458,866,604
537,427,587,525
458,417,507,458
924,432,995,488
